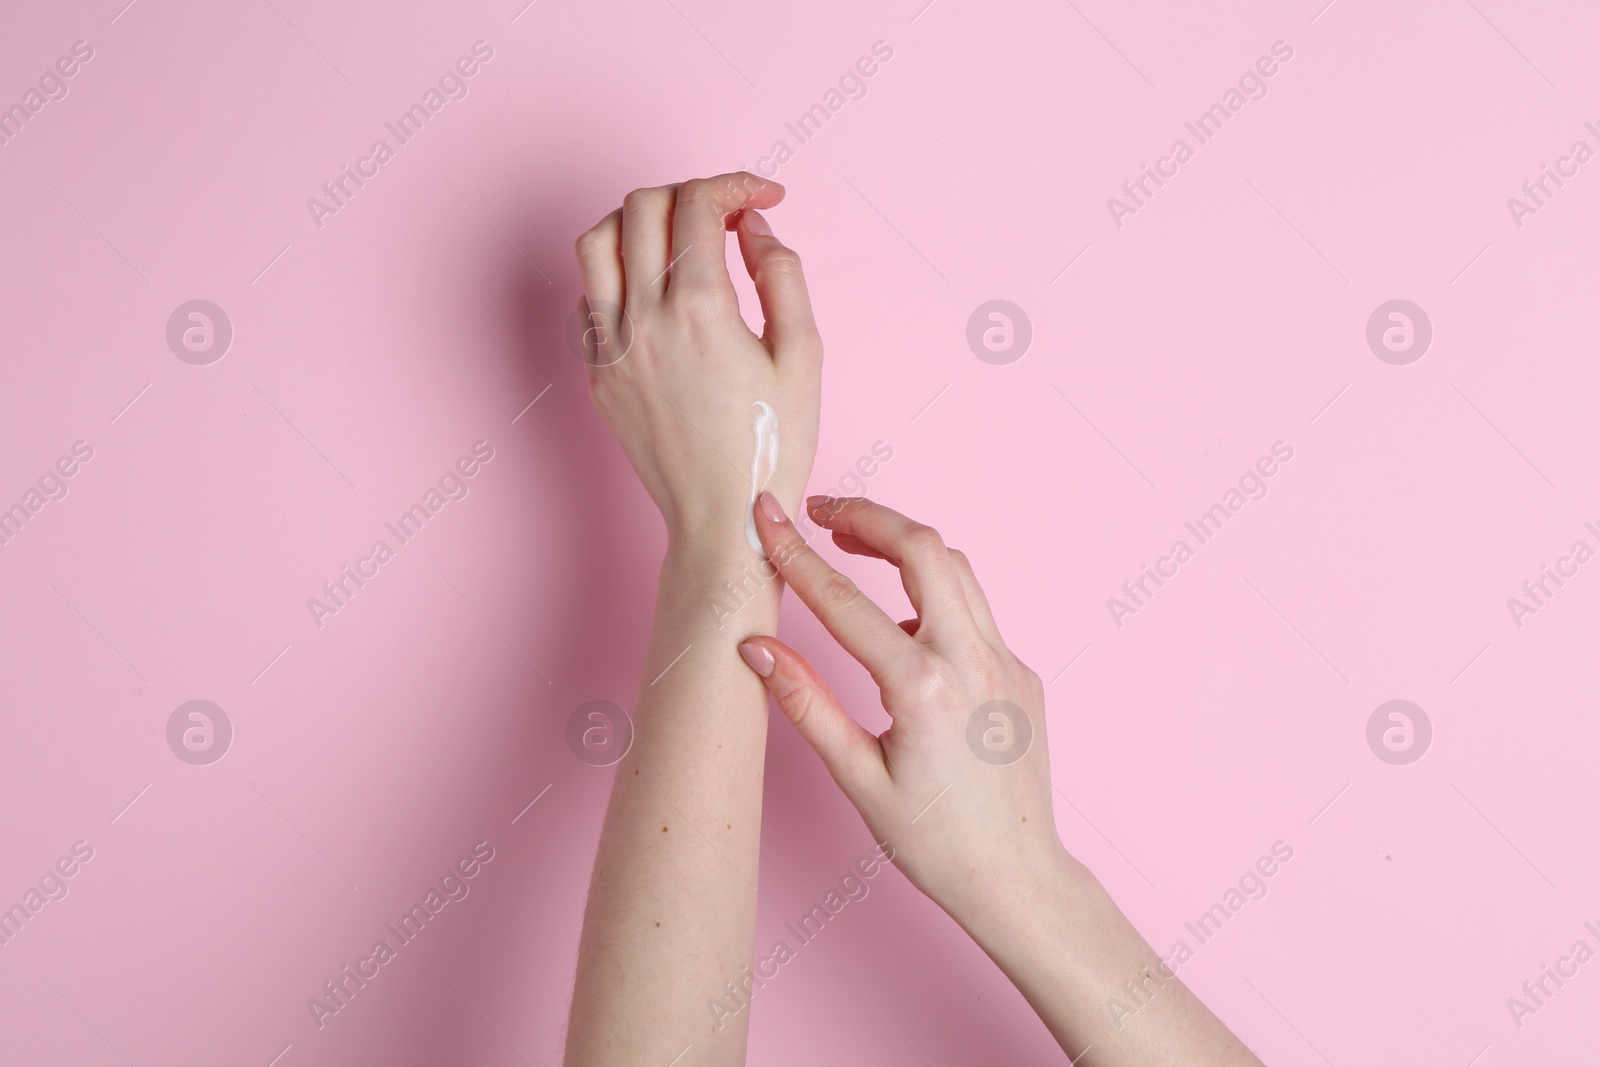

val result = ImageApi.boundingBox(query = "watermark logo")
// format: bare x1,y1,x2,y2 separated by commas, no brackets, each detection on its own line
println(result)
306,41,495,230
1506,121,1600,230
966,300,1032,365
1366,699,1431,765
1505,920,1600,1030
739,40,896,181
1109,839,1294,1030
1506,522,1600,629
566,699,633,766
306,840,496,1029
1105,40,1295,229
307,442,496,630
1108,440,1295,628
966,699,1032,765
566,299,634,367
0,841,95,950
0,40,95,150
166,700,232,765
1365,300,1431,365
166,300,233,366
0,440,94,549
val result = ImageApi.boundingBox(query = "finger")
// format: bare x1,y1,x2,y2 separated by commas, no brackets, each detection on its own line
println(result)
738,637,887,806
805,495,977,643
735,210,822,371
829,510,1006,667
620,185,678,307
668,172,784,299
833,516,984,638
831,530,889,561
948,548,1004,648
752,490,929,687
574,208,623,309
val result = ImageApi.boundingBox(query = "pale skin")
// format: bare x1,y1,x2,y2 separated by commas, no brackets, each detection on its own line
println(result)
563,171,820,1067
564,172,1264,1066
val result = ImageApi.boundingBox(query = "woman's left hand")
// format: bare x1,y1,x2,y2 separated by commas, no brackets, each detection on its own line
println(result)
573,172,823,556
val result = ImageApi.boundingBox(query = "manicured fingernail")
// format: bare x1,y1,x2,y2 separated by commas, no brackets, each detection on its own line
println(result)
758,490,786,524
739,641,775,678
806,495,835,514
743,210,772,236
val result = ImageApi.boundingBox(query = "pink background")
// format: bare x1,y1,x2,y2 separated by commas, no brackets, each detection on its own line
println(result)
2,0,1598,1063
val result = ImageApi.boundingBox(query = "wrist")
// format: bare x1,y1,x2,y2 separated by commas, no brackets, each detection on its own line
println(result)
945,842,1089,961
663,485,816,569
661,535,784,634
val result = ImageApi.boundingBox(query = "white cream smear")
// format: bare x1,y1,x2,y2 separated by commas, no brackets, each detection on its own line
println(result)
745,401,780,553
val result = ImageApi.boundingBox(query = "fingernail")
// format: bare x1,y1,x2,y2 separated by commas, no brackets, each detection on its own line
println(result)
743,210,772,236
758,490,786,524
739,641,775,678
806,495,835,514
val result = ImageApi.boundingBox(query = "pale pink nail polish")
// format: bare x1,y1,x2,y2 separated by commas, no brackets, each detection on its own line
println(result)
806,495,836,515
758,490,786,524
739,641,775,678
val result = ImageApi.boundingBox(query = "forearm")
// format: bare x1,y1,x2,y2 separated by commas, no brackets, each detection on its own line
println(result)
564,540,780,1067
955,848,1262,1067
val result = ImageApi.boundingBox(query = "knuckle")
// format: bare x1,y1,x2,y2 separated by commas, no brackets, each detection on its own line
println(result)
782,332,824,367
761,245,803,275
622,187,668,216
947,548,972,573
817,571,862,611
968,649,1006,689
901,660,949,705
731,171,768,203
676,179,713,207
778,683,818,728
574,228,608,260
902,523,946,560
770,530,810,571
755,249,806,293
767,529,797,562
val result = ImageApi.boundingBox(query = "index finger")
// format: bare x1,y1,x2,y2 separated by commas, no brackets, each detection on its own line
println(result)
752,491,929,688
667,172,785,297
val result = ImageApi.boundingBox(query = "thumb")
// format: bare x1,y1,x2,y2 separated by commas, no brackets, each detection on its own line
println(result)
739,636,884,802
735,211,822,371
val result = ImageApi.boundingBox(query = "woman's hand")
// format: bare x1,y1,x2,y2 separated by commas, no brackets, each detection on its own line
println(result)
563,175,826,1067
738,495,1265,1066
737,492,1068,931
573,172,822,556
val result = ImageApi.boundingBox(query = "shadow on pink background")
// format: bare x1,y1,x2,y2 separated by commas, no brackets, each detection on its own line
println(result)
1,0,1597,1063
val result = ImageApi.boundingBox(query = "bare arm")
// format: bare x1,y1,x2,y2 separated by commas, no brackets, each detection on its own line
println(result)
563,173,822,1067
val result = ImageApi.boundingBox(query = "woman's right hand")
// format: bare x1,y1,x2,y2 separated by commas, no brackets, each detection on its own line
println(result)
739,493,1267,1066
737,492,1072,933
